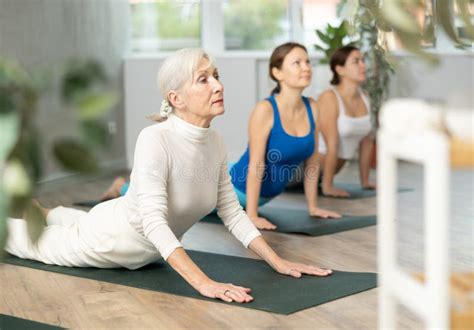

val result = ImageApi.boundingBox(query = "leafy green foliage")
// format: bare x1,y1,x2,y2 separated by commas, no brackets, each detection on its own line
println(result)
315,20,353,64
80,120,109,149
340,0,473,129
53,139,99,173
76,91,118,120
62,59,107,102
0,57,117,256
349,1,395,129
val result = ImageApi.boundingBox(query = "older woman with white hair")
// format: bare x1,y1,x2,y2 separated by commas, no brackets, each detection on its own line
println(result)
5,48,332,303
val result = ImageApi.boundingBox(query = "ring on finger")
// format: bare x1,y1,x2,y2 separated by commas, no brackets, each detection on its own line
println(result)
223,289,231,296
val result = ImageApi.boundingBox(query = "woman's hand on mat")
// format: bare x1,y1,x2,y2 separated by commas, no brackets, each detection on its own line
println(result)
275,259,332,278
308,207,341,219
249,215,277,230
198,280,254,303
322,186,350,197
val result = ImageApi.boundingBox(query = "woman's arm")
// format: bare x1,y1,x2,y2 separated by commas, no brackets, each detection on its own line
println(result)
304,99,341,218
359,134,375,188
318,91,349,197
248,236,332,277
245,101,276,230
167,248,253,303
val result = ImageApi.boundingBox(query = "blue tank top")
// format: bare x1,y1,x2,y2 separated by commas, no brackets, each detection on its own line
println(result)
230,95,316,198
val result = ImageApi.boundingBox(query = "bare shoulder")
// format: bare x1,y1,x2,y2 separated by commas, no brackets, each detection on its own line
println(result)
317,89,337,103
317,89,338,114
249,99,274,130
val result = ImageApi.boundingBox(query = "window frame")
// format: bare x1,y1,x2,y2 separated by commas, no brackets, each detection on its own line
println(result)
129,0,472,55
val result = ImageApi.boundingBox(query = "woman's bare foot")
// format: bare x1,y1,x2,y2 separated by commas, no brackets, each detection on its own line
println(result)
101,177,126,200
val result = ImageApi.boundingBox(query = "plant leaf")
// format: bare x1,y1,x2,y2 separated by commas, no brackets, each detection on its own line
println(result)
62,59,107,102
2,159,32,197
436,0,463,44
316,30,332,45
76,91,118,120
455,0,474,40
0,112,19,162
53,139,99,173
0,186,8,259
381,1,420,34
80,120,109,148
25,201,46,244
314,44,327,52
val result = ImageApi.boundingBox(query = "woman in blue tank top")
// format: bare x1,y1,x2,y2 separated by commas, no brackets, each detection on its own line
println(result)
101,43,340,230
230,42,340,229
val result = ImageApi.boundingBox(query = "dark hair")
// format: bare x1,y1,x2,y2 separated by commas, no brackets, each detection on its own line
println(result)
330,45,359,85
269,42,308,95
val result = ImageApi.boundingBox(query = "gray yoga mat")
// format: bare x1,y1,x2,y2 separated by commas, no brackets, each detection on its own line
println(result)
201,206,376,236
286,182,412,199
3,251,377,315
0,314,64,330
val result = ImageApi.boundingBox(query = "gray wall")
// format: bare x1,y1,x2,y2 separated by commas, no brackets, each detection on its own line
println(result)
0,0,129,180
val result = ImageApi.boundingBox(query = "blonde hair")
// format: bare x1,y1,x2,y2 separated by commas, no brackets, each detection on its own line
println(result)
148,48,212,122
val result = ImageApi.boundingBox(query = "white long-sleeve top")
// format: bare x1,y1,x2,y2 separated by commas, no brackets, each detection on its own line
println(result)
122,113,262,260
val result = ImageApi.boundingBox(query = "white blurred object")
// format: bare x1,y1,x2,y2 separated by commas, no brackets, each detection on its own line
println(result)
380,98,443,134
380,98,473,142
444,110,474,142
378,98,453,329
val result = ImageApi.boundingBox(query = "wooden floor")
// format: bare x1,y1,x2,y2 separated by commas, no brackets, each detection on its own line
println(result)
1,162,472,329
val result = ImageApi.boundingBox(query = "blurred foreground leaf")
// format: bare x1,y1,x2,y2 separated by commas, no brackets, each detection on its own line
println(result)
0,187,8,259
61,59,106,102
2,159,32,197
53,139,99,173
77,91,118,120
25,201,46,244
80,120,109,148
0,113,20,161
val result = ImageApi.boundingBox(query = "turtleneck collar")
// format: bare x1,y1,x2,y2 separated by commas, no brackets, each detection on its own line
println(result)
168,112,209,143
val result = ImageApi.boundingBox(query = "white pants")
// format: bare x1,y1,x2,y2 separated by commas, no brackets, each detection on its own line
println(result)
5,199,161,270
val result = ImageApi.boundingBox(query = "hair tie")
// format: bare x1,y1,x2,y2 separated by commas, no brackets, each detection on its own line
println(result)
159,99,173,118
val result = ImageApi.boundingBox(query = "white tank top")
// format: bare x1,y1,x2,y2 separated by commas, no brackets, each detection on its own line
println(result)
318,88,371,160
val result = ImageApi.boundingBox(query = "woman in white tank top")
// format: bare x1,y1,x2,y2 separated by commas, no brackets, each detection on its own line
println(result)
317,46,375,197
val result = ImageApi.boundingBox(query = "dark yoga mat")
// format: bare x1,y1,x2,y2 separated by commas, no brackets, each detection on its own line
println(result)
286,182,412,199
0,314,64,330
201,206,376,236
3,251,377,315
73,198,112,208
